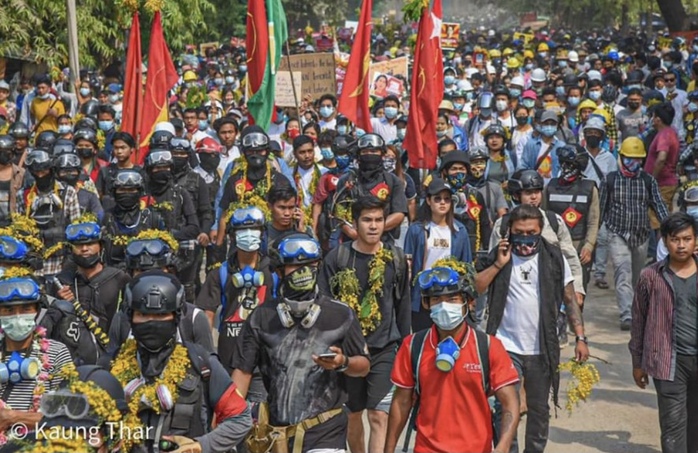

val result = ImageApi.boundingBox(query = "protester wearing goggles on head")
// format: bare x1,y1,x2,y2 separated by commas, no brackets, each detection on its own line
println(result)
476,204,589,453
0,135,25,227
0,275,73,434
464,91,499,149
386,265,520,453
233,232,369,453
54,151,104,221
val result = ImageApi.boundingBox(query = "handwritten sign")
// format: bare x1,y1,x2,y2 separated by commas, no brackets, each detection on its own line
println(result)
441,23,460,50
275,71,303,107
279,53,336,99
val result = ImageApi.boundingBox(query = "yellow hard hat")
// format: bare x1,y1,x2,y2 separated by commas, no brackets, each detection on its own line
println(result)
592,107,611,125
537,42,549,52
183,70,197,83
489,49,502,58
507,57,521,69
523,50,534,59
556,48,568,59
578,99,598,113
503,47,514,57
619,137,647,158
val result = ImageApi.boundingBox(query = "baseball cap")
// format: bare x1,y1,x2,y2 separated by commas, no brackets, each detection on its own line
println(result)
426,178,452,196
541,110,559,124
0,81,9,91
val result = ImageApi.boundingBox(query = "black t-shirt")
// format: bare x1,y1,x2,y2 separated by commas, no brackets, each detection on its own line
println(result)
232,295,369,450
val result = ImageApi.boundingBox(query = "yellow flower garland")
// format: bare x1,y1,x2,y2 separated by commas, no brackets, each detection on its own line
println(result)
59,364,123,424
223,158,274,223
23,435,95,453
558,359,601,415
330,247,392,335
0,265,33,279
111,339,191,449
0,214,43,253
468,194,482,253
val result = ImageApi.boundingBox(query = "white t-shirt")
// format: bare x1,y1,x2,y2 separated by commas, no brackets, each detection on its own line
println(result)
497,253,573,355
424,223,452,269
296,166,315,207
319,118,337,131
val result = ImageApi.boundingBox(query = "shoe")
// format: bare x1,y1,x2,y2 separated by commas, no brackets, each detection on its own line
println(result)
595,279,609,289
620,320,631,331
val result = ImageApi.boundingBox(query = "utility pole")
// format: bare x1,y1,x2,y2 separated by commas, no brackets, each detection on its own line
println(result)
66,0,79,92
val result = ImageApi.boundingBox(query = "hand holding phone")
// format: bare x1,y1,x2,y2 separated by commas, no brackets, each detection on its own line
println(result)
318,352,338,359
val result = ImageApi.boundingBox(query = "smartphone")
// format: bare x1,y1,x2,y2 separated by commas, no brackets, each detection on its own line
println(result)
318,352,338,359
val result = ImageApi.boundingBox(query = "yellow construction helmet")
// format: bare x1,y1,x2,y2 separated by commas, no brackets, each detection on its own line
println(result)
537,42,549,52
523,50,534,59
183,70,197,83
619,137,647,158
489,49,502,58
507,57,521,69
592,107,611,125
577,99,598,113
503,47,514,57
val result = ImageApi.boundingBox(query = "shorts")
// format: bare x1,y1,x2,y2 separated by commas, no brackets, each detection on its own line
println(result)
346,344,396,413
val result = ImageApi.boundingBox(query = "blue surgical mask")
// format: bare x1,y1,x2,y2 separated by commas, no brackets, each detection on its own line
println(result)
397,129,406,140
522,99,535,109
108,94,119,104
58,125,72,135
662,60,672,69
588,90,601,101
509,89,521,98
687,206,698,220
444,76,455,86
320,147,334,160
558,60,568,68
689,103,698,113
225,76,235,84
98,120,113,131
235,228,261,252
384,107,398,119
239,65,248,73
79,87,91,97
453,102,464,111
555,86,566,96
430,302,465,331
568,96,580,107
539,52,548,58
198,119,208,131
540,125,557,137
356,128,366,137
337,125,347,135
214,78,224,86
0,314,36,342
335,155,351,170
319,106,334,118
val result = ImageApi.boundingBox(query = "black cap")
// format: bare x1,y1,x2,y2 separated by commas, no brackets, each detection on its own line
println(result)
438,151,469,172
426,178,452,196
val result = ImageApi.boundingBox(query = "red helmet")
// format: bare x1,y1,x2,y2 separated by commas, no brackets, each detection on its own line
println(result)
196,137,222,154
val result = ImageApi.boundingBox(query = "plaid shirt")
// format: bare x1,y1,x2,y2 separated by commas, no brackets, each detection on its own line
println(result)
603,103,619,154
16,181,80,276
600,170,669,248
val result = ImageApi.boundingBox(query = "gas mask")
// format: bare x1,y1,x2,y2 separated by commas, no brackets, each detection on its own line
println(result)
232,265,264,288
435,336,460,372
0,351,41,384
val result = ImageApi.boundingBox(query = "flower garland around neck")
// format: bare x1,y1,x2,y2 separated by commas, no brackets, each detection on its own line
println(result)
329,246,392,335
110,339,191,450
25,182,63,214
293,164,321,227
21,434,96,453
224,157,274,224
0,327,51,446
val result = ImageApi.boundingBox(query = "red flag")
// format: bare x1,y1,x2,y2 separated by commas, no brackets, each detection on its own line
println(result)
337,0,373,133
137,11,178,164
404,0,444,170
246,0,269,114
120,12,142,143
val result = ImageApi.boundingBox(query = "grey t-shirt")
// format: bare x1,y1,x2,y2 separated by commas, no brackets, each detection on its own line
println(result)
616,108,647,141
671,272,698,356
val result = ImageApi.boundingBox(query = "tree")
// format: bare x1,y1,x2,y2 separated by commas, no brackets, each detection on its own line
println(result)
656,0,689,32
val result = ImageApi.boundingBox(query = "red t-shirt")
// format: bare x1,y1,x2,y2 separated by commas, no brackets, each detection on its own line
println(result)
392,326,519,453
646,126,680,186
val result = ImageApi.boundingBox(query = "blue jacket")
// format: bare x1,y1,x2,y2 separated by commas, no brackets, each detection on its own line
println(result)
519,135,565,181
404,220,472,312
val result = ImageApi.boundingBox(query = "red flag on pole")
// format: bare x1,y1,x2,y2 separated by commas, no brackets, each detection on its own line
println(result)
404,0,444,170
120,12,142,144
337,0,374,133
137,11,178,165
246,0,269,126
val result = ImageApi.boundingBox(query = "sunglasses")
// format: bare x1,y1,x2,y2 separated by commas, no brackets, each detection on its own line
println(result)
431,195,452,203
664,78,676,83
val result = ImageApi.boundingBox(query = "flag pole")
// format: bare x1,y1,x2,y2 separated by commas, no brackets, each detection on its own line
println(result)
284,41,301,119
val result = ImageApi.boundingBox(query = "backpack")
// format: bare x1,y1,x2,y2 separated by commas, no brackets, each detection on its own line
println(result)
407,324,491,431
499,209,559,237
335,242,405,302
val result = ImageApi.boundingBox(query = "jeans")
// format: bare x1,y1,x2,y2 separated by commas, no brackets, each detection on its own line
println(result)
495,353,552,453
653,354,698,453
608,233,648,322
593,224,609,280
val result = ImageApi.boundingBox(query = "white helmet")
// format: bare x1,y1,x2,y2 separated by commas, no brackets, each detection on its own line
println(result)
154,122,176,135
531,68,547,83
568,51,579,62
587,70,603,82
510,76,525,88
456,79,473,91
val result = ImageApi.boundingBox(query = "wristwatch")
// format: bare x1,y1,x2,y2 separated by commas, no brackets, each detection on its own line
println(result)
335,355,349,373
575,335,588,344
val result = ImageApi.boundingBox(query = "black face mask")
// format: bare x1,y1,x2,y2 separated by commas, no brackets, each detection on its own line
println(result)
132,319,177,353
199,153,220,174
58,170,80,186
585,135,602,149
34,173,54,192
281,265,318,301
0,151,12,166
149,170,173,193
73,252,101,269
358,153,383,179
115,192,140,210
172,156,189,175
510,233,542,257
515,116,529,126
76,147,94,159
627,102,641,111
246,153,267,170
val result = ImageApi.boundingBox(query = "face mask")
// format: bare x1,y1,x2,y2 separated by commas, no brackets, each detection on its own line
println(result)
198,119,208,131
465,92,473,101
239,65,248,73
282,265,318,301
567,96,580,107
199,153,220,173
99,121,113,132
509,89,521,98
358,153,383,174
621,157,642,174
627,101,641,111
335,155,351,170
515,116,529,126
235,228,262,252
337,125,348,135
356,128,366,137
480,108,492,118
397,128,406,140
109,94,119,104
320,147,334,160
446,172,467,189
540,125,557,137
0,314,36,342
430,302,465,331
450,102,463,112
383,157,396,172
214,78,224,86
436,129,448,138
34,173,54,192
495,100,508,112
57,125,72,135
150,170,173,187
687,206,698,220
444,76,455,86
690,103,698,113
79,88,91,97
173,156,189,173
585,135,602,149
539,52,548,58
558,60,568,68
76,147,94,159
287,128,300,140
115,192,140,210
225,76,235,84
560,162,578,182
525,63,534,71
0,152,12,166
246,153,267,169
522,99,535,109
319,106,334,118
470,163,487,179
38,93,50,100
132,320,176,353
58,170,80,186
662,60,672,69
384,107,398,119
434,335,461,372
510,233,541,256
555,86,566,96
73,252,101,268
588,90,601,101
694,45,698,53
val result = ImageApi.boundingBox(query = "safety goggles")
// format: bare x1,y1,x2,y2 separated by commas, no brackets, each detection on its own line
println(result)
40,390,90,420
277,237,321,261
126,239,168,257
145,150,173,166
25,150,52,167
357,134,385,150
231,207,265,227
417,267,460,290
65,222,101,243
115,170,144,187
56,153,81,168
241,132,269,149
0,277,40,301
169,138,191,152
0,236,29,261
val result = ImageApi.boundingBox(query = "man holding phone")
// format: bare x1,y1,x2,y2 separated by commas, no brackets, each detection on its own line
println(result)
264,183,314,253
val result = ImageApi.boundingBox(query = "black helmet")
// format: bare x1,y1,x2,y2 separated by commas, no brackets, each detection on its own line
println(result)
74,117,98,132
125,270,184,315
601,84,618,104
484,124,507,139
8,122,29,139
467,146,489,162
125,239,173,272
0,135,15,152
80,99,100,119
112,169,145,192
626,70,644,85
35,130,59,149
562,73,578,87
25,148,53,172
73,128,98,146
150,130,174,150
508,169,544,196
332,134,355,154
356,133,385,152
493,85,510,98
556,144,589,171
51,139,76,157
